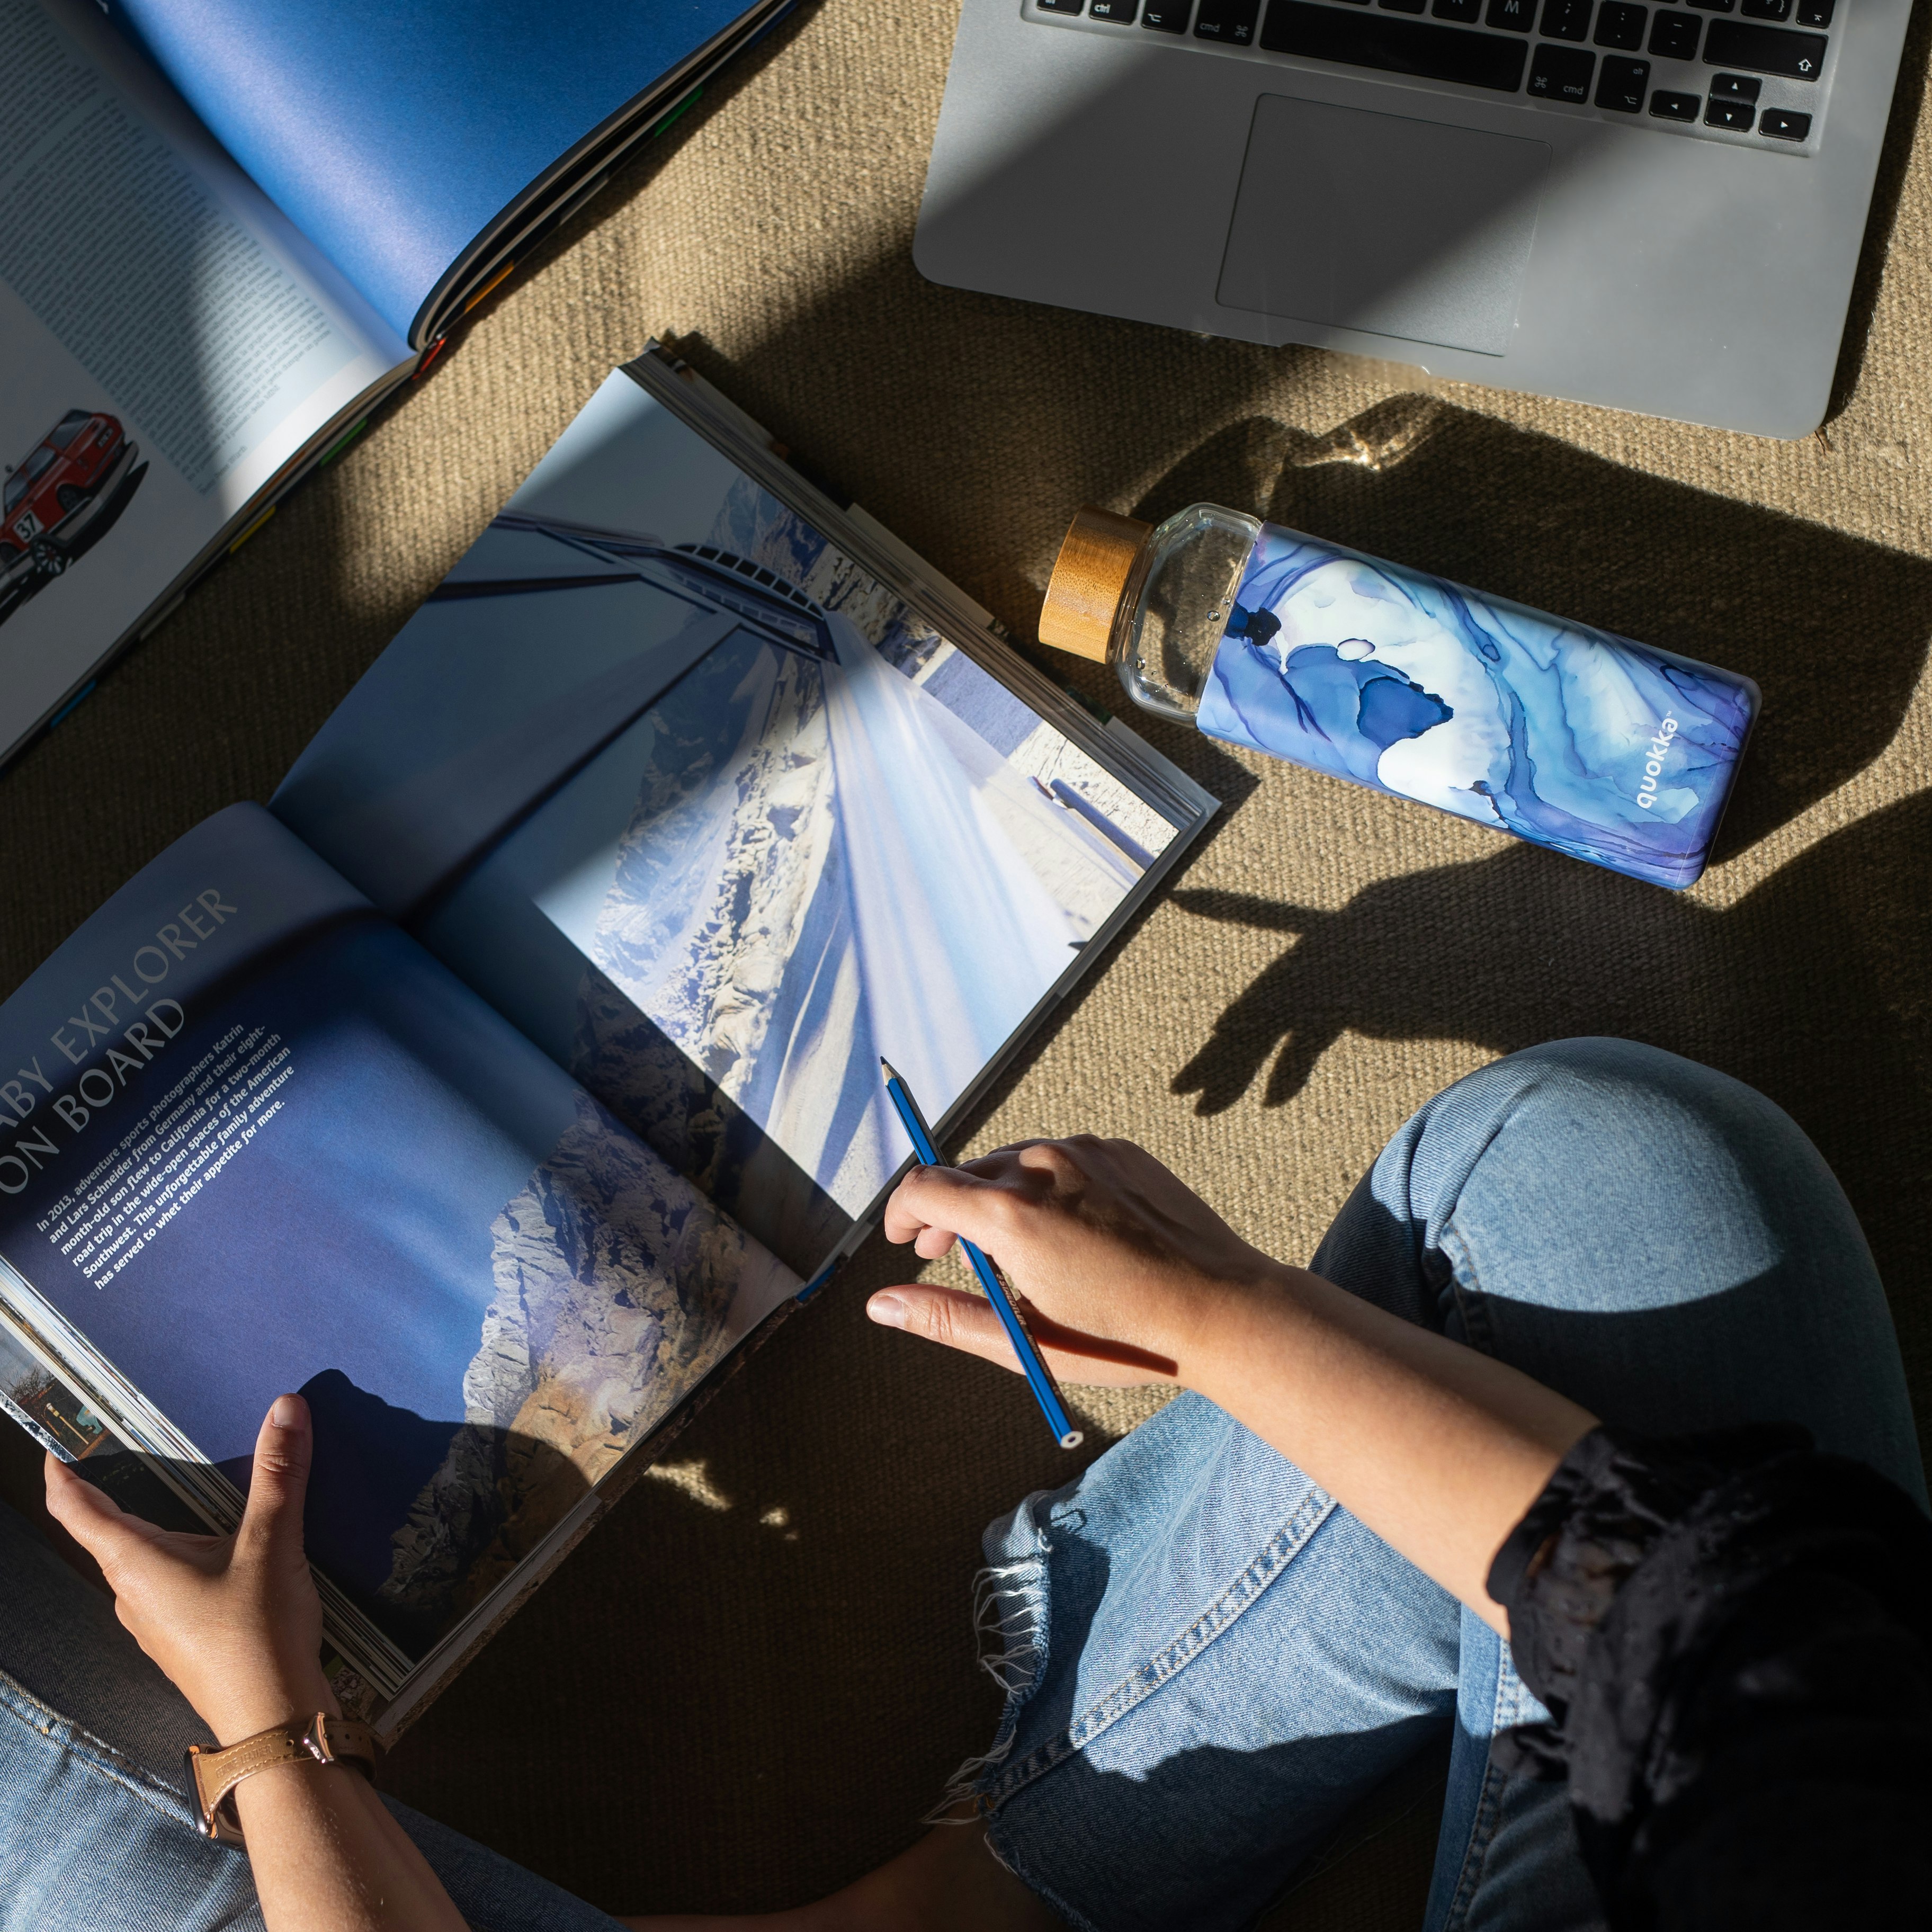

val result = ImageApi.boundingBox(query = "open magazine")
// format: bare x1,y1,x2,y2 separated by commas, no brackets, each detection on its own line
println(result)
1,0,797,770
0,347,1217,1736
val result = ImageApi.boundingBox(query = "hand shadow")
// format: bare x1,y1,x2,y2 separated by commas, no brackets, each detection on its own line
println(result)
1170,786,1932,1320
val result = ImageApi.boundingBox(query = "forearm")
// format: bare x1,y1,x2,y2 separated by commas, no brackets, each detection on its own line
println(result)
234,1763,468,1932
44,1398,472,1929
1189,1265,1596,1630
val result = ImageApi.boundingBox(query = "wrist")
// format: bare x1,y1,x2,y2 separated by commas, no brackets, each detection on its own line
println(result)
205,1668,340,1746
1169,1260,1310,1396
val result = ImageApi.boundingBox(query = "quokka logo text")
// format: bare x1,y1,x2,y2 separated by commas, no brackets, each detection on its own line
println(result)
1636,715,1679,809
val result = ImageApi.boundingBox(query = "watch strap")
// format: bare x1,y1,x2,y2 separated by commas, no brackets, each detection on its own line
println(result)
185,1713,380,1846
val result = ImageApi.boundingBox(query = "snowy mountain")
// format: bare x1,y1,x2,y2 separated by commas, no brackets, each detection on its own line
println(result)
381,1090,791,1631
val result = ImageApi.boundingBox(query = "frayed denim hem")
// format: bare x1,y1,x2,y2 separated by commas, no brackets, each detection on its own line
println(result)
929,1511,1056,1823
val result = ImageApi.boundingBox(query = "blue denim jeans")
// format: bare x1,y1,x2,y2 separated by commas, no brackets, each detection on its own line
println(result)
0,1492,627,1929
1,1040,1921,1928
968,1039,1927,1932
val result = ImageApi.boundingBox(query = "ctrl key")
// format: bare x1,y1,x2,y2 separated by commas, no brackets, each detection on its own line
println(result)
1650,87,1700,117
1760,106,1812,139
1528,43,1595,100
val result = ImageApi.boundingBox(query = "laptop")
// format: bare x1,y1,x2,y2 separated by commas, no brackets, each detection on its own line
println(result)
914,0,1910,437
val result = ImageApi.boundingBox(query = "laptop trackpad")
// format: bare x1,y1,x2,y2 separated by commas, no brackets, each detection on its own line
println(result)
1217,97,1550,357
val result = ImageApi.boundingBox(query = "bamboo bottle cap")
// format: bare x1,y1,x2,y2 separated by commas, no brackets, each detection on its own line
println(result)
1039,506,1151,662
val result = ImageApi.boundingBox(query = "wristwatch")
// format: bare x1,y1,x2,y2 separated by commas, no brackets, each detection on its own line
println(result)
185,1712,381,1846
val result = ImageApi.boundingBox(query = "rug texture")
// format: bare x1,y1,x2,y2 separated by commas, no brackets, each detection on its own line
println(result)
2,0,1929,1918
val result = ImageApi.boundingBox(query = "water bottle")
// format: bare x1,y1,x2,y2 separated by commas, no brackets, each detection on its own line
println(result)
1037,504,1758,889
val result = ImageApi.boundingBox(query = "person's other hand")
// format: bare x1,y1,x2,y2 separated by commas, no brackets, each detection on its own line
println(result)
871,1137,1287,1388
44,1393,337,1743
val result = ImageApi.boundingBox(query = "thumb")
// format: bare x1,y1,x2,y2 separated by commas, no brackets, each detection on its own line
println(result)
237,1393,312,1561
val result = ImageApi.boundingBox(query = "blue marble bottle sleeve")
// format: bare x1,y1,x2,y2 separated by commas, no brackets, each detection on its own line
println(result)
1193,523,1759,889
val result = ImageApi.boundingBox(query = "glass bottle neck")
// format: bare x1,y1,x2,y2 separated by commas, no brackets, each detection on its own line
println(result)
1117,504,1261,722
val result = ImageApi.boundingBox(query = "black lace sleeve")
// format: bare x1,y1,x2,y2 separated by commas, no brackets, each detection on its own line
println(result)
1486,1425,1932,1930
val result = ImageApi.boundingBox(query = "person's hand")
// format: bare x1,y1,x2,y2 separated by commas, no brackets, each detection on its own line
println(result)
44,1393,337,1744
870,1136,1289,1388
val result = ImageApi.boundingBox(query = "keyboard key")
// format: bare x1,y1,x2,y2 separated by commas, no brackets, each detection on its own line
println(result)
1649,10,1700,52
1650,85,1701,113
1739,0,1790,14
1143,1,1191,23
1528,41,1595,95
1686,0,1732,11
1433,0,1483,19
1036,0,1085,13
1196,0,1260,37
1381,0,1429,13
1595,50,1649,102
1702,17,1827,73
1487,0,1536,29
1595,1,1647,44
1708,68,1761,95
1794,0,1832,21
1090,0,1139,17
1260,1,1532,83
1541,0,1593,37
1759,105,1812,137
1705,96,1755,125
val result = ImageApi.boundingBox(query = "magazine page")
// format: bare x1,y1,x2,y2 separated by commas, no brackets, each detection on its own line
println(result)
0,0,414,768
100,0,786,344
271,368,1189,1279
0,803,795,1688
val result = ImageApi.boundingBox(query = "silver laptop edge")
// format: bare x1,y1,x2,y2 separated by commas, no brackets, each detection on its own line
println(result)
915,0,1910,437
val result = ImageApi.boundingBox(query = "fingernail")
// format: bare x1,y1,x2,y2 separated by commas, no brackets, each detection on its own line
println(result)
867,1293,908,1329
270,1393,303,1429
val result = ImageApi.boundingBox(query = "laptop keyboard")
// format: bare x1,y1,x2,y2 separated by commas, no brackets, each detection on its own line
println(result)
1029,0,1833,149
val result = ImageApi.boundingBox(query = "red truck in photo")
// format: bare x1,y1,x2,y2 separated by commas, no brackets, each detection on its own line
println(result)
1,408,148,629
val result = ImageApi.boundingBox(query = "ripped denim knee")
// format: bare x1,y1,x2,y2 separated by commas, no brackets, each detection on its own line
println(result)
934,1487,1066,1820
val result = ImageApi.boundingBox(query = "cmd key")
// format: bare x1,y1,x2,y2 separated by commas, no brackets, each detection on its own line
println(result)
1528,41,1595,95
1195,0,1262,39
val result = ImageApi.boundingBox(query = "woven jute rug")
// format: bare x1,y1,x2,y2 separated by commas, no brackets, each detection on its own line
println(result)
2,0,1928,1916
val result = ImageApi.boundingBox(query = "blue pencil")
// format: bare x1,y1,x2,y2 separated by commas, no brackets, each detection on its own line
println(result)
880,1059,1083,1451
